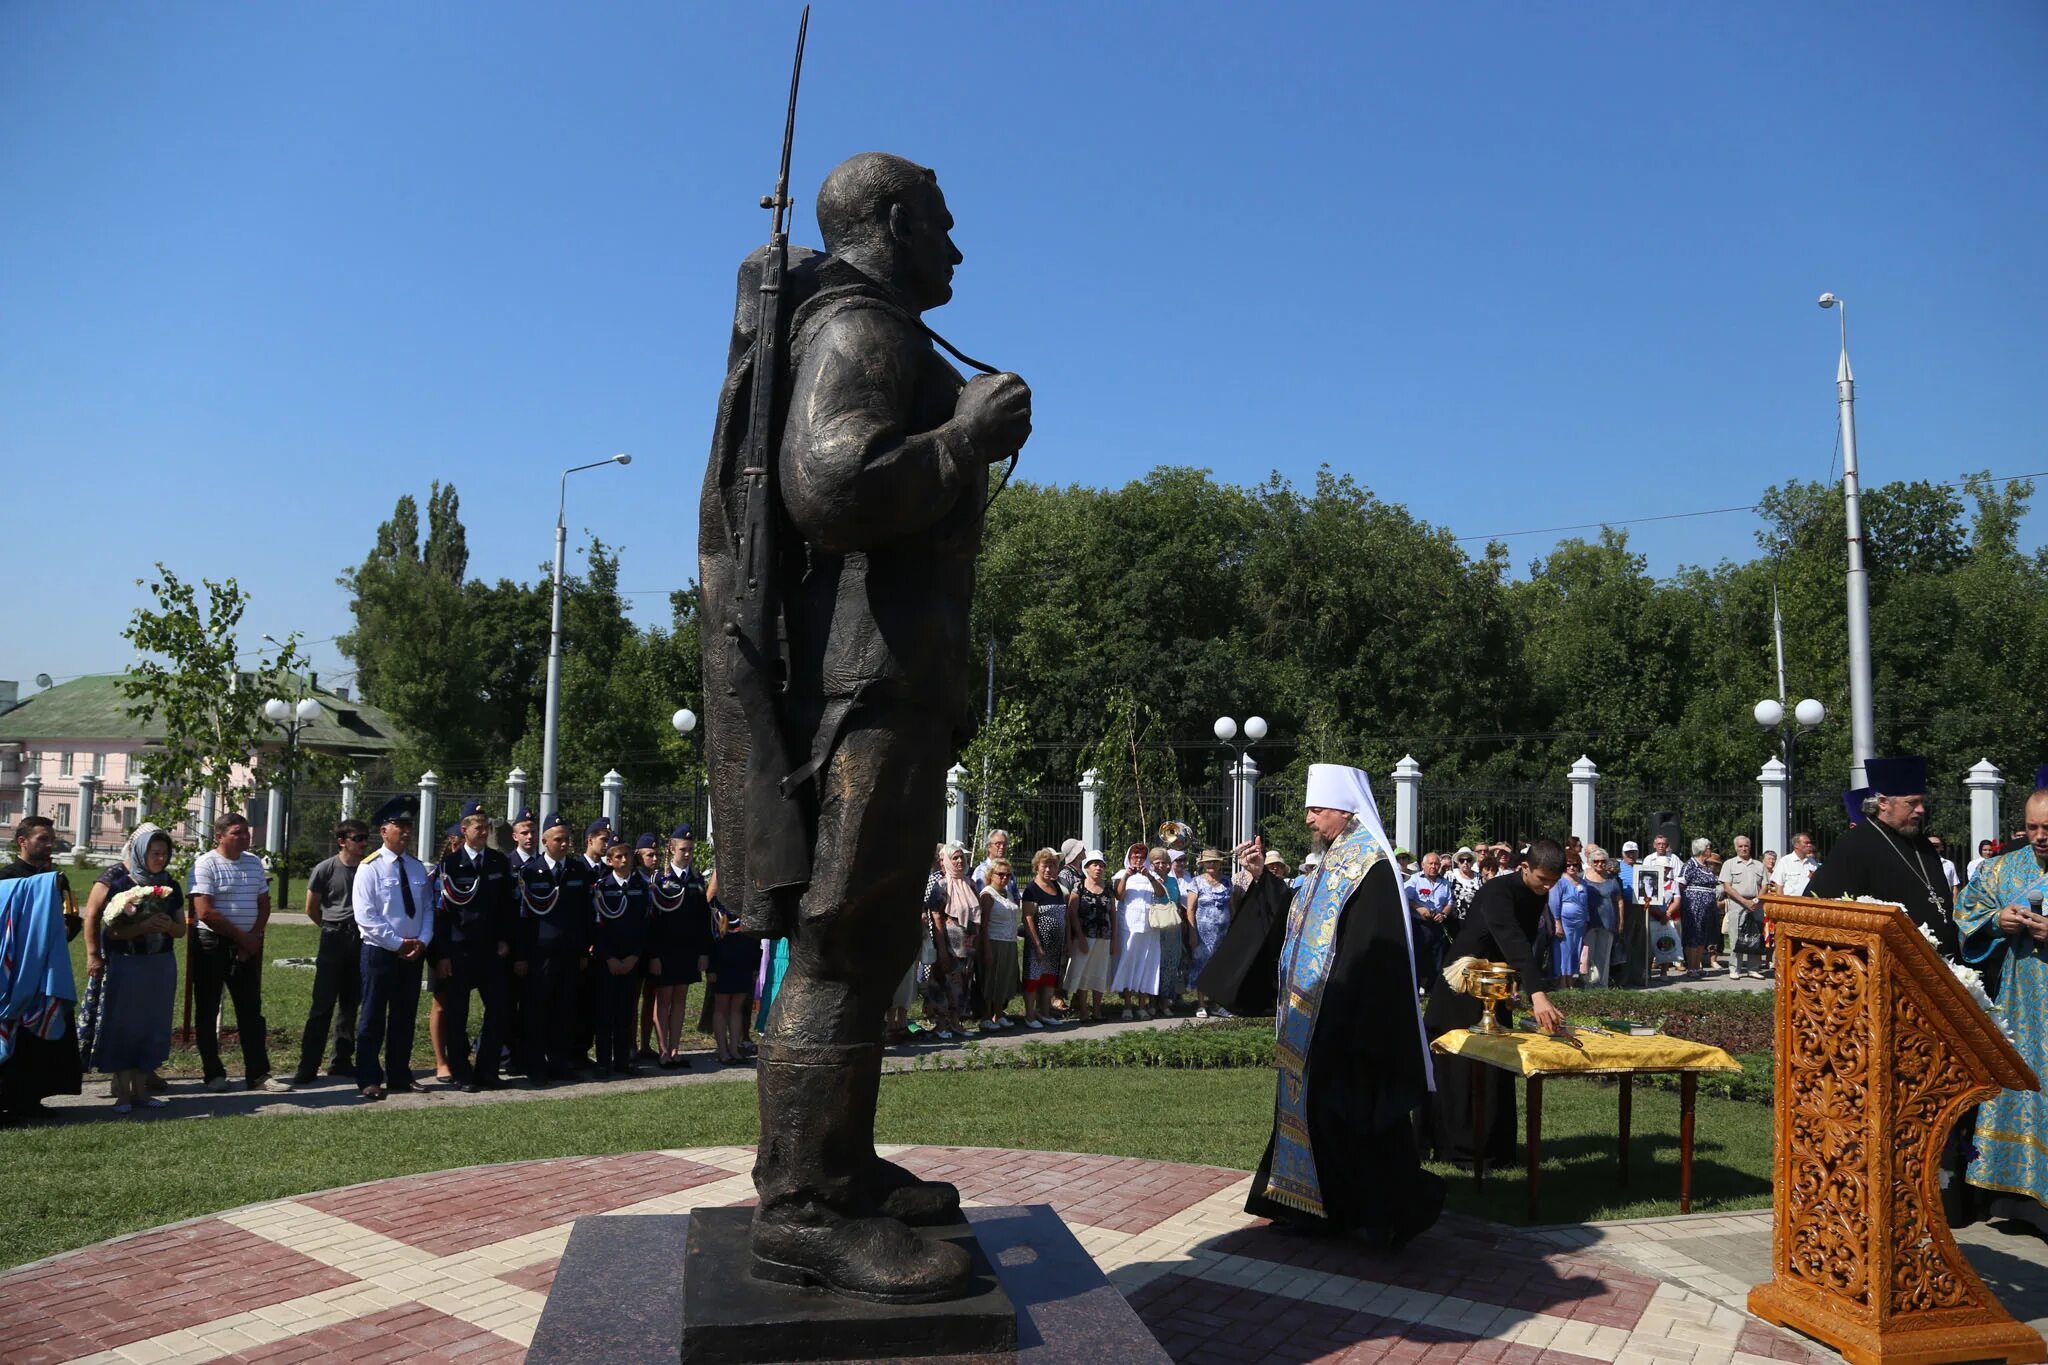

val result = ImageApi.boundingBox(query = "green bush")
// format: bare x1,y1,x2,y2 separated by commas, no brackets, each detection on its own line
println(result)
1554,988,1776,1055
910,1018,1274,1072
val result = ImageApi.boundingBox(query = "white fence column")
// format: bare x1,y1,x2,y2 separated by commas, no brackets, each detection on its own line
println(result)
77,773,101,851
1569,755,1599,849
417,771,439,859
1392,755,1422,854
506,767,528,822
1078,768,1104,854
197,785,216,844
135,773,154,824
265,783,286,856
945,764,969,846
1235,753,1262,845
1965,759,2004,856
339,772,359,820
22,771,39,819
600,769,624,831
1759,757,1789,859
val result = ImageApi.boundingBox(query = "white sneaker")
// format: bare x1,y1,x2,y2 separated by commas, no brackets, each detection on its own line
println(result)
1212,1007,1233,1019
203,1076,234,1093
260,1075,297,1093
1195,1007,1209,1019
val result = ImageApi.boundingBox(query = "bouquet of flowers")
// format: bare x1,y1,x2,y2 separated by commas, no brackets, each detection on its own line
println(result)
104,883,175,938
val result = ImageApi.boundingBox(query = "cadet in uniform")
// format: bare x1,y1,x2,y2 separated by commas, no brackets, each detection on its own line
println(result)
431,802,517,1091
501,806,536,1074
648,823,710,1068
592,834,651,1075
516,814,591,1081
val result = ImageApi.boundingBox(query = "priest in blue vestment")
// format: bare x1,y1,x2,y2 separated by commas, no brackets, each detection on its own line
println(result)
1232,763,1444,1249
1958,778,2048,1232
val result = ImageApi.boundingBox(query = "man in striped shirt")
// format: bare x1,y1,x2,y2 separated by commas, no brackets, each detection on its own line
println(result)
190,813,281,1092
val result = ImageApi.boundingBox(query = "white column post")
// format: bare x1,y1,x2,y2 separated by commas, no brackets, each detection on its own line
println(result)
197,785,216,845
1759,757,1790,859
1392,754,1422,854
77,773,100,851
21,770,40,818
1965,759,2004,856
506,767,528,822
266,784,286,855
339,772,360,820
1078,768,1104,854
1569,755,1599,849
134,772,153,824
1236,754,1261,845
416,771,439,859
945,764,970,846
601,769,624,830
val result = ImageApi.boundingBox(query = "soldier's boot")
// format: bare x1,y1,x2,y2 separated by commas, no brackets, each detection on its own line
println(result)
850,1040,961,1226
751,1044,971,1303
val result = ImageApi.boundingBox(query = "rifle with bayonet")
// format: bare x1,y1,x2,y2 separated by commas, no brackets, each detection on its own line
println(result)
724,5,814,914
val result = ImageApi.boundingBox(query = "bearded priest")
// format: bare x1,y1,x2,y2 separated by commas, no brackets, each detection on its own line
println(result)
1224,763,1444,1249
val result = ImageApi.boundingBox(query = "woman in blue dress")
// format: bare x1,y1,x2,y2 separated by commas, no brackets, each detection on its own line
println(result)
1547,855,1590,988
1675,839,1723,979
1188,849,1237,1018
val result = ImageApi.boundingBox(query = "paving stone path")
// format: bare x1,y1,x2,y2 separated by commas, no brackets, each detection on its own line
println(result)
7,1144,2038,1364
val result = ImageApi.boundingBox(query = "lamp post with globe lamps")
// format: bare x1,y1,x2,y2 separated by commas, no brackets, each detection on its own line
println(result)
263,695,323,914
1213,714,1269,846
1754,695,1826,849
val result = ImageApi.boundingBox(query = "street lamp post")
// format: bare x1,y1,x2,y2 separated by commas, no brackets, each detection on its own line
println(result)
540,453,632,821
1212,714,1268,846
1818,293,1875,788
671,708,705,836
263,694,323,917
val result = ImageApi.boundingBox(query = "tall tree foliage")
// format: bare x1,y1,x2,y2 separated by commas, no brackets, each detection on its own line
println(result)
120,565,313,818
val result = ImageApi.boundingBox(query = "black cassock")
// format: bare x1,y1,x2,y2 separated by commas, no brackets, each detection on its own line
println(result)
1207,860,1444,1245
1806,821,1959,958
1422,871,1553,1165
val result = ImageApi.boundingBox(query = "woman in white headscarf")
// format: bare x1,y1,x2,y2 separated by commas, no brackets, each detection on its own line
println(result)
80,823,186,1113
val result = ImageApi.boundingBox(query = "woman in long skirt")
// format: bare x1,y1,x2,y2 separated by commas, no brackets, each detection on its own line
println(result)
1187,848,1236,1017
1109,843,1165,1018
81,824,184,1113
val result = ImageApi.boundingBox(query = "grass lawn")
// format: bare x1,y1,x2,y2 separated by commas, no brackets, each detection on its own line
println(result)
0,1065,1772,1272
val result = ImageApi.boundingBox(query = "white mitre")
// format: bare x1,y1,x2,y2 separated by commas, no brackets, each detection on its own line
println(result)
1304,763,1393,860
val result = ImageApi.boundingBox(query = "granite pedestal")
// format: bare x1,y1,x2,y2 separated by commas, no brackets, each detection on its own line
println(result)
528,1203,1169,1365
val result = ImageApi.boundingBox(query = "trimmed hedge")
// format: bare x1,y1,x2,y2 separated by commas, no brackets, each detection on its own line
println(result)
908,1018,1274,1072
1553,988,1775,1056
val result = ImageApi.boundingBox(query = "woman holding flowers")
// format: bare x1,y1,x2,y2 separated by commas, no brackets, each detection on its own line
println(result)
82,823,185,1113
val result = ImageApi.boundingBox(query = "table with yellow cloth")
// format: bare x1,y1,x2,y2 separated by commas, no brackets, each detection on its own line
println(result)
1430,1027,1742,1220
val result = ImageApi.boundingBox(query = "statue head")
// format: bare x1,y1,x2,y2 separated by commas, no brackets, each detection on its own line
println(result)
817,152,960,313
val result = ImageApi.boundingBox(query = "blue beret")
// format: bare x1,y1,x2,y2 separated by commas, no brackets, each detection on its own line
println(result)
460,799,485,819
543,812,567,832
585,818,611,839
513,807,534,824
444,822,462,841
634,833,659,850
669,823,695,840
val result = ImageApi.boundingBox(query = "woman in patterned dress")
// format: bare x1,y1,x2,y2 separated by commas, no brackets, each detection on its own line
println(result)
1187,848,1236,1018
1019,849,1068,1028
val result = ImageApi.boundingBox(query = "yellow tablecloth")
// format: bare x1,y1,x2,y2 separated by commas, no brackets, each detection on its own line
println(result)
1431,1028,1741,1076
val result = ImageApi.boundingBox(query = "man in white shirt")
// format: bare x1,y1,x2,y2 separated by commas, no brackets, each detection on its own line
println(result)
351,797,434,1100
1637,835,1683,978
1776,831,1820,898
190,813,280,1093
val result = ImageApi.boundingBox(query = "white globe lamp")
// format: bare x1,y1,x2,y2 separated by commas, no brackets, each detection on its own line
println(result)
1212,716,1237,742
1794,698,1825,729
1752,699,1784,728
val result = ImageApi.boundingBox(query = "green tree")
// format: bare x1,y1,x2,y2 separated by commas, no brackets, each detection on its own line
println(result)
119,565,313,820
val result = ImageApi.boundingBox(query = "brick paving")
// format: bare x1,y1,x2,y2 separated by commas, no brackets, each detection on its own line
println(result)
3,1144,2026,1364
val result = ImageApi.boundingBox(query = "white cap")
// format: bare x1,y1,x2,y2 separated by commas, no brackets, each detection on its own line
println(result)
1621,840,1640,852
1083,849,1105,866
1305,762,1373,814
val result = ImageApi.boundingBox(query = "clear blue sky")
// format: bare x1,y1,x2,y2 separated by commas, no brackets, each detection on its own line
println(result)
4,2,2044,693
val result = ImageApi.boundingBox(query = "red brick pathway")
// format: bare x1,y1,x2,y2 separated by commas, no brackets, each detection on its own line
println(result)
0,1146,1836,1363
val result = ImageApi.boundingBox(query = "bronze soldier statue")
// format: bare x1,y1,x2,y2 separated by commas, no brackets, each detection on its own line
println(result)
699,149,1031,1302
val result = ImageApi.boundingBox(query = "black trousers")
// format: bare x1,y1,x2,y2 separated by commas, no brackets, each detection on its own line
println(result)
192,931,272,1084
295,920,360,1079
594,965,639,1070
435,949,510,1083
522,948,581,1077
355,944,422,1090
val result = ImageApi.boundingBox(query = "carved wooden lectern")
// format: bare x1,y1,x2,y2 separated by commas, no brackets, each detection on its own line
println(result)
1748,893,2045,1365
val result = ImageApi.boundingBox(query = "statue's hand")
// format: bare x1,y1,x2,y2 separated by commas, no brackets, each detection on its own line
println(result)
955,372,1032,462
